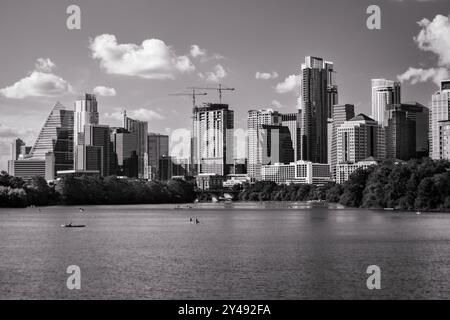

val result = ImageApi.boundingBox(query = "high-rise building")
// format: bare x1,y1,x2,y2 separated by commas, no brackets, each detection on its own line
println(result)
83,124,113,176
192,103,234,176
430,80,450,160
438,120,450,160
110,127,138,177
371,79,401,127
247,109,282,180
124,112,149,179
148,133,169,180
260,124,294,166
74,144,103,174
30,102,74,173
299,56,337,163
74,94,99,147
11,138,25,161
329,104,355,180
8,102,73,180
281,112,301,161
384,102,429,160
337,114,385,164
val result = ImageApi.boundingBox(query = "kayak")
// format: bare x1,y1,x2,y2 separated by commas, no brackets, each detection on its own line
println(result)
61,224,86,228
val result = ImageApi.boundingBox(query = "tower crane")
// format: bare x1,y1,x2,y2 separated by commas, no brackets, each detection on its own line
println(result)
187,84,235,104
169,89,207,107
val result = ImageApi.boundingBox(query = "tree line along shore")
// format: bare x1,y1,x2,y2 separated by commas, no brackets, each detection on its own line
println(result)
1,158,450,211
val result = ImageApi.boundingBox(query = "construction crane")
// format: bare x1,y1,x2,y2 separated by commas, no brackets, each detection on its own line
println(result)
169,89,207,107
187,84,235,104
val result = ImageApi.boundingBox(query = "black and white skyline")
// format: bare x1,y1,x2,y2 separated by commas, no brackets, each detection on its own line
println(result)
0,0,449,171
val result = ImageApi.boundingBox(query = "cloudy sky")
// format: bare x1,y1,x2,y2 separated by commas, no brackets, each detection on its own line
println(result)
0,0,449,170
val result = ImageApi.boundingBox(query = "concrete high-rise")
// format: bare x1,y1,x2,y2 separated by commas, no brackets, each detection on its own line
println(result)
247,109,282,180
110,127,138,177
281,112,301,161
430,80,450,160
299,56,337,164
83,124,113,176
148,133,169,180
329,104,355,180
124,112,149,179
74,94,99,147
336,114,385,164
371,79,401,127
192,103,234,176
11,138,25,161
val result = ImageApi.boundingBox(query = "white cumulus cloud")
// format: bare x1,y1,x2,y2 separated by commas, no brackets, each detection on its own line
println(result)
398,14,450,86
275,74,300,94
90,34,195,80
0,58,72,99
204,64,227,83
255,71,279,80
190,45,206,58
93,86,117,97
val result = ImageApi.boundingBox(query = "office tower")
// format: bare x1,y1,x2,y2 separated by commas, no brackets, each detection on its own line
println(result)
336,114,385,164
74,144,103,174
299,56,337,163
371,79,401,127
384,102,429,160
110,127,138,177
11,138,25,161
329,104,355,180
247,109,282,180
192,103,234,176
8,102,73,180
430,80,450,160
74,94,99,147
158,155,173,181
260,124,294,166
124,112,149,179
281,112,301,161
30,102,74,173
148,133,169,181
82,124,112,176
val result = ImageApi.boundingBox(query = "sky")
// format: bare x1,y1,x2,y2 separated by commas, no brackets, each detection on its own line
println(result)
0,0,449,170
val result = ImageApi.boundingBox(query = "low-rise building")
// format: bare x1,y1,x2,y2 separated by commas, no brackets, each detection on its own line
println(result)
196,173,226,190
335,157,380,184
261,161,330,185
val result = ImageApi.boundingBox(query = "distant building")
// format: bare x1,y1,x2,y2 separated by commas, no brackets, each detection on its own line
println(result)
158,155,173,181
74,94,99,147
299,56,337,164
171,157,192,177
148,133,169,180
261,124,294,165
192,103,234,176
371,79,401,127
124,112,149,179
196,173,226,190
110,127,138,177
261,161,330,185
281,112,301,161
384,102,429,160
223,174,250,188
74,145,103,174
329,104,355,180
336,157,380,184
19,146,32,159
247,109,282,180
336,114,386,164
439,120,450,160
430,80,450,160
11,138,25,161
8,102,74,180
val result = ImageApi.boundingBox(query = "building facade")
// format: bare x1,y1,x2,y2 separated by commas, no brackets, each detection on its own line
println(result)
261,160,330,185
192,103,234,176
124,112,149,179
430,81,450,160
299,56,337,164
74,94,99,147
148,133,169,181
371,79,401,127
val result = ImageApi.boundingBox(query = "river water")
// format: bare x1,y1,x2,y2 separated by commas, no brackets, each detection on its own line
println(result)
0,202,449,299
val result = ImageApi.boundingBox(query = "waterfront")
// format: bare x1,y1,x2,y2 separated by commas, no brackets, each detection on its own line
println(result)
0,203,449,299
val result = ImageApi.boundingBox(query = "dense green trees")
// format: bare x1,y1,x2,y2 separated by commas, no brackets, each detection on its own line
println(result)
236,158,450,211
0,171,195,207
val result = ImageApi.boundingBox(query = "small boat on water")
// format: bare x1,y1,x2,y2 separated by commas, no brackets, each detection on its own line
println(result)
384,208,395,211
416,211,422,215
61,223,86,228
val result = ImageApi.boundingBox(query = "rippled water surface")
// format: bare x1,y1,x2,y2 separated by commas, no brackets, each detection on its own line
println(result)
0,202,449,299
